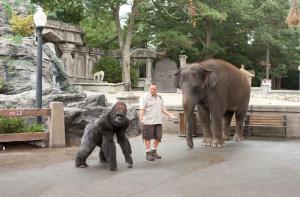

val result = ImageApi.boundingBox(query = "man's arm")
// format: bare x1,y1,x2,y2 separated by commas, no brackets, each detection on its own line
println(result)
139,109,145,124
162,109,176,119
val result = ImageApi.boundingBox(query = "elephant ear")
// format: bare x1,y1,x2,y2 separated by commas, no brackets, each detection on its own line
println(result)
204,69,217,88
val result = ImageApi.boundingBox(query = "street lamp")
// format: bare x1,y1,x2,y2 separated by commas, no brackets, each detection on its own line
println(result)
298,65,300,90
33,7,47,123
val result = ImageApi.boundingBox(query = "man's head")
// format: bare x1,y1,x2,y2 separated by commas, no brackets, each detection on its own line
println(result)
149,82,157,96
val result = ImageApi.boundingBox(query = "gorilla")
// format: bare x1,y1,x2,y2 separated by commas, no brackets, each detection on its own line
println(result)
75,101,133,171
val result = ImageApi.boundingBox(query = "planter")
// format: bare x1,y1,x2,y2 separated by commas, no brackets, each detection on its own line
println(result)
0,132,50,143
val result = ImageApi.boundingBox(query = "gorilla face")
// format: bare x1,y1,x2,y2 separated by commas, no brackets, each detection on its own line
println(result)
110,101,127,127
111,111,126,127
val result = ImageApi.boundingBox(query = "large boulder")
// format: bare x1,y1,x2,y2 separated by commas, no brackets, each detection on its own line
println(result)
64,94,141,146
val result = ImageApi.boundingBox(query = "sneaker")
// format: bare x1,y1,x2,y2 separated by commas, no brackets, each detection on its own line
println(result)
146,151,155,161
151,150,162,159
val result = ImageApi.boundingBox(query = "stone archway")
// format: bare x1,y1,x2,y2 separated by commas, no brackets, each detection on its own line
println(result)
42,20,103,83
108,48,164,90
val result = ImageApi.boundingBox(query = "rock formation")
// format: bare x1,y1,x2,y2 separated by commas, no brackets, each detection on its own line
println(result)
0,1,141,145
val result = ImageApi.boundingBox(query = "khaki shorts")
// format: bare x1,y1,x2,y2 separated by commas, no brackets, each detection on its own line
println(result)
142,124,162,141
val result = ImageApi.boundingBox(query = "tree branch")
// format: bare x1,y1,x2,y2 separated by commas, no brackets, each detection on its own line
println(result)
112,5,124,49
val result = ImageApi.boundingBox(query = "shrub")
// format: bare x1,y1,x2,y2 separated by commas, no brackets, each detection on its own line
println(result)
26,123,44,133
92,57,141,86
0,116,26,134
130,64,139,87
92,57,122,83
10,13,34,36
0,117,43,134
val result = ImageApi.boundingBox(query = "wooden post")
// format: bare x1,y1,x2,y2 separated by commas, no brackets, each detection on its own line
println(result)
49,102,65,148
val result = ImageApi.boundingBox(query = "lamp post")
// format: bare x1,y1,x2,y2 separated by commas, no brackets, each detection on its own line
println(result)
298,65,300,90
33,7,47,123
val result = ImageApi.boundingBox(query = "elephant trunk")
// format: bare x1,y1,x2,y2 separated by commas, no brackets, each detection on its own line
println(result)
182,97,197,148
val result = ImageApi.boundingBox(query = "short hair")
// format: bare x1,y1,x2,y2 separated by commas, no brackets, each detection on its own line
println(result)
150,82,157,86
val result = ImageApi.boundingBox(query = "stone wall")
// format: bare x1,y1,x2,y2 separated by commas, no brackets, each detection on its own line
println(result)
132,104,300,138
43,20,103,83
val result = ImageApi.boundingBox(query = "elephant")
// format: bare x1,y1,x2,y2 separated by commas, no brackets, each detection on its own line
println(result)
175,59,250,148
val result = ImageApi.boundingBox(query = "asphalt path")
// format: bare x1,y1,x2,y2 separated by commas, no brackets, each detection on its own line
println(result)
1,134,300,197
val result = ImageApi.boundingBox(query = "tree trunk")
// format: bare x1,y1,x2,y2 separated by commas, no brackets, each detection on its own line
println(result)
122,46,131,91
112,0,140,91
204,19,213,60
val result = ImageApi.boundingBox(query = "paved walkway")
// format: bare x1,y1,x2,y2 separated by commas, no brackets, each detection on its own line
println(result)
1,134,300,197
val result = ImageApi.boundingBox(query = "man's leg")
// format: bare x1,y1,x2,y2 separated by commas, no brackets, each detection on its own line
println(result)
143,125,155,161
151,125,162,159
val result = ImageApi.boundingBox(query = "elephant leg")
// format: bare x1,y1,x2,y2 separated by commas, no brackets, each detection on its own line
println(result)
102,133,117,171
211,111,224,147
233,112,246,141
184,106,196,148
223,111,234,141
197,105,213,146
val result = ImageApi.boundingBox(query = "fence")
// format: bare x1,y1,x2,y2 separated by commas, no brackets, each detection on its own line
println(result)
0,102,65,148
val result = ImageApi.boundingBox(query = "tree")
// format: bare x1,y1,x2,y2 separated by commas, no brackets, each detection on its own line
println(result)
85,0,144,91
31,0,84,24
80,13,118,51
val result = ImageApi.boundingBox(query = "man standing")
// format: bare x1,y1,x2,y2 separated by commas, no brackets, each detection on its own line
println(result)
139,82,176,161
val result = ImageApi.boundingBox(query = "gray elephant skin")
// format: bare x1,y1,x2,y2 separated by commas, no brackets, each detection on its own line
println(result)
175,59,250,148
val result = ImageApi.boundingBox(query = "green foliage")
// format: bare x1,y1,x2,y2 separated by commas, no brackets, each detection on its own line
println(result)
0,117,26,134
130,64,139,87
92,57,122,83
27,123,44,133
193,1,228,22
0,116,44,134
270,64,287,78
11,35,23,44
10,13,34,36
153,30,193,61
31,0,84,24
80,14,118,50
1,0,13,18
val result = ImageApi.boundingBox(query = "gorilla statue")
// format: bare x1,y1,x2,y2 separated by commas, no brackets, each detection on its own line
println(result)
75,101,133,171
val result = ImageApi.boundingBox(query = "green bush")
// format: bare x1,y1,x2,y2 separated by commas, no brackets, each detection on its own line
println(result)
92,57,122,83
0,117,26,134
92,57,140,86
130,64,139,87
27,123,44,133
0,117,43,134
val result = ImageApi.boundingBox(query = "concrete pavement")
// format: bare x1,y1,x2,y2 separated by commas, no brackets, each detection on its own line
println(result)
1,134,300,197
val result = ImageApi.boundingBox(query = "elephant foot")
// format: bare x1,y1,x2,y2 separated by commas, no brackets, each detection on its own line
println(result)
212,138,225,148
186,138,194,148
233,134,244,141
202,137,213,146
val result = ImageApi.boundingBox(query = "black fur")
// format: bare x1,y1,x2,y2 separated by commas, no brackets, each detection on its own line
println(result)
75,102,133,171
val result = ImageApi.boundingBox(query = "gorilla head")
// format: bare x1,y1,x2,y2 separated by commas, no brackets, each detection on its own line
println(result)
110,101,127,127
